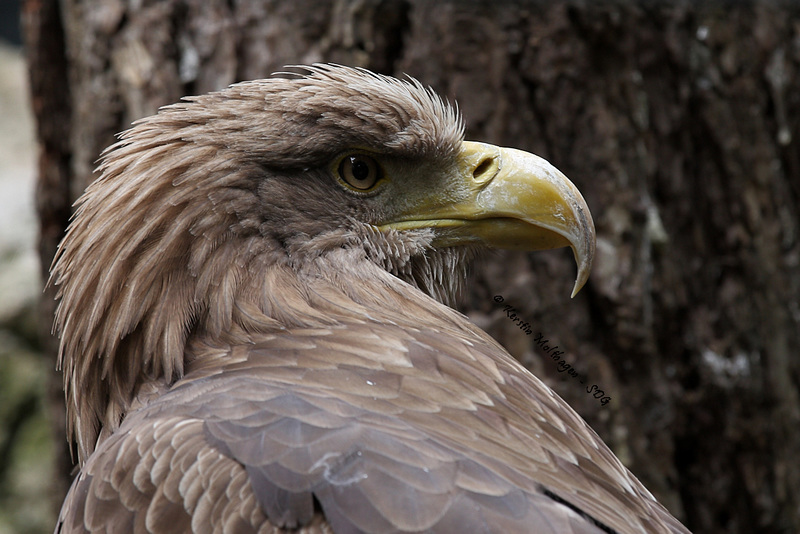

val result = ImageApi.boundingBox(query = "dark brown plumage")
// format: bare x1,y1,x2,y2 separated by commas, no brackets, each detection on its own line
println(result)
51,65,689,533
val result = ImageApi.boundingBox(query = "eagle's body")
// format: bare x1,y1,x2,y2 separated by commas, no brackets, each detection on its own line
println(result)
52,66,689,533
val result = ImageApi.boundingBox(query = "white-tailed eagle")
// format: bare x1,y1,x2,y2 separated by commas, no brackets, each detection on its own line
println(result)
51,65,688,534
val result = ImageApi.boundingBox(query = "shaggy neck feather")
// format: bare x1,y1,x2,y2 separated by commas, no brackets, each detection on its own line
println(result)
58,218,477,462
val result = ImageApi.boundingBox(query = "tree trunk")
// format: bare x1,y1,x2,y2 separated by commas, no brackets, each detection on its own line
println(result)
25,1,800,532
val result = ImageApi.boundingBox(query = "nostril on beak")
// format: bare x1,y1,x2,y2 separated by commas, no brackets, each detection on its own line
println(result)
473,156,498,183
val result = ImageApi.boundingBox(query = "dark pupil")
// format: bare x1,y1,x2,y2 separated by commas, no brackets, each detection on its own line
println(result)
350,158,370,182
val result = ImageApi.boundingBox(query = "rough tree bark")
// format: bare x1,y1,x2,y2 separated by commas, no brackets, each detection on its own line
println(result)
24,1,800,532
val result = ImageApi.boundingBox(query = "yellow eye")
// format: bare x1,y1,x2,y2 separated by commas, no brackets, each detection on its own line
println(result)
338,154,382,191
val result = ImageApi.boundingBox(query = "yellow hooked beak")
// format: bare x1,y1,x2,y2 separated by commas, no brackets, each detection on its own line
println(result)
379,141,595,297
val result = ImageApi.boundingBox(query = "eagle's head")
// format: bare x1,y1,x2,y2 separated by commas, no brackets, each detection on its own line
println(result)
51,65,595,460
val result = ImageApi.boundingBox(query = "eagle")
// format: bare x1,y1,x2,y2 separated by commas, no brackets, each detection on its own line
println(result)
51,65,689,534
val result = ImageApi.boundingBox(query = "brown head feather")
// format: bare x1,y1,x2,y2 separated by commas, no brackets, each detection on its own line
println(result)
50,65,466,461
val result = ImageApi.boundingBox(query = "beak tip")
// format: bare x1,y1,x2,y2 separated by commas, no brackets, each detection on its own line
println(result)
570,284,580,299
569,241,594,299
570,276,587,299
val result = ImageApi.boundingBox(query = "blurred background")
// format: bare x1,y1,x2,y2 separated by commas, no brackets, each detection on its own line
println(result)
0,1,55,534
3,0,800,533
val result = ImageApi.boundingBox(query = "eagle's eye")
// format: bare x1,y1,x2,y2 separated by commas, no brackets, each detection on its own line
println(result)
337,154,382,191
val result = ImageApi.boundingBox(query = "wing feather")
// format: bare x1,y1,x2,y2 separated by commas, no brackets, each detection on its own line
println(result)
58,320,687,534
